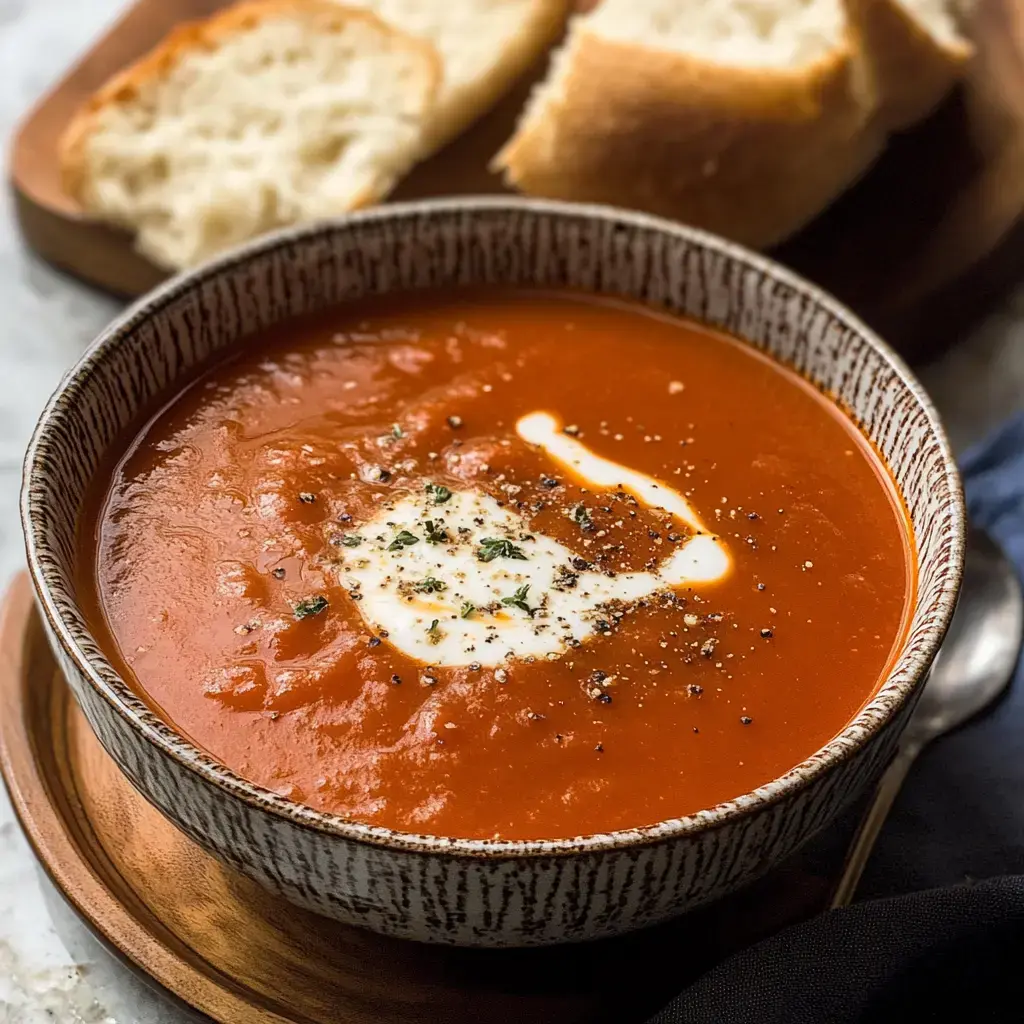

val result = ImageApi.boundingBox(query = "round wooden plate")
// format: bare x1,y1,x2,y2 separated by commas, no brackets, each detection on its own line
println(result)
9,0,1024,357
0,573,859,1022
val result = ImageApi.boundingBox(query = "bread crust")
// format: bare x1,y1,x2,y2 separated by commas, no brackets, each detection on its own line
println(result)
495,25,886,249
59,0,442,209
844,0,972,131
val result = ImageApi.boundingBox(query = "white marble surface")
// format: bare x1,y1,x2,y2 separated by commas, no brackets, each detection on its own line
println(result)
2,2,1024,1020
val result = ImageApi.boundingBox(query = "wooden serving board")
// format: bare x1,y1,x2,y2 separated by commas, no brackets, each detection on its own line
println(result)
0,572,865,1023
10,0,1024,357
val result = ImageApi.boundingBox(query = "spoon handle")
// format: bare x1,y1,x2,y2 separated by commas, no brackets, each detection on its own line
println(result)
830,744,919,908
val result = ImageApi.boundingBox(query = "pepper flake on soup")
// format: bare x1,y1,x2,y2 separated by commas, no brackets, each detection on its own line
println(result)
81,290,914,841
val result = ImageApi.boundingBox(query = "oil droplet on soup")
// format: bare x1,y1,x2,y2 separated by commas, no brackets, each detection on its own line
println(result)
81,290,915,841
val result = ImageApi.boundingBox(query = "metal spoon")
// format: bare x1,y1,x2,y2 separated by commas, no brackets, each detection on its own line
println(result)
831,525,1024,907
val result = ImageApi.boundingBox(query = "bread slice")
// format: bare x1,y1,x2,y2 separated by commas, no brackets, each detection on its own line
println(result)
350,0,572,152
844,0,972,130
495,0,886,250
60,1,440,270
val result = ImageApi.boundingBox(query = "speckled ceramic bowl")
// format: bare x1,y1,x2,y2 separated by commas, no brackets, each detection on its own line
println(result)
22,199,964,947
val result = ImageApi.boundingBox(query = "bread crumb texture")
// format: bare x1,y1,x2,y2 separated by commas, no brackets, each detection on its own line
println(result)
60,0,570,269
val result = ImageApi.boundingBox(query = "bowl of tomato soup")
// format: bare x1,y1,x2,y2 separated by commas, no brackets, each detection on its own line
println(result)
22,199,963,946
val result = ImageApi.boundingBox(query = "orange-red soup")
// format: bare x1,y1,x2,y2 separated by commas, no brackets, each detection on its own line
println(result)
82,290,914,841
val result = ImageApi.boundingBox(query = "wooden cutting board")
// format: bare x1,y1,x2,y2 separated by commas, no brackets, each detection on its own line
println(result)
10,0,1024,356
0,572,866,1023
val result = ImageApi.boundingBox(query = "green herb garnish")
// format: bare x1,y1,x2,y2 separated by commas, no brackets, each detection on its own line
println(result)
391,423,404,439
477,537,527,562
388,530,419,551
414,577,447,594
425,482,452,505
424,519,449,544
501,584,535,616
341,533,363,548
293,595,328,620
426,619,442,643
572,504,593,530
460,601,476,619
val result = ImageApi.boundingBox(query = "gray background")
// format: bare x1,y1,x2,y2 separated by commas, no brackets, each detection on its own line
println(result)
2,1,1024,1020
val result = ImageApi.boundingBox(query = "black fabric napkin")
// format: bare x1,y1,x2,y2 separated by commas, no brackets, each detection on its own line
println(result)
648,414,1024,1023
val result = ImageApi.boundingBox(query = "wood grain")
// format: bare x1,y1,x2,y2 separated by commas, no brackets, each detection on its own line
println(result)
0,573,861,1022
9,0,1024,355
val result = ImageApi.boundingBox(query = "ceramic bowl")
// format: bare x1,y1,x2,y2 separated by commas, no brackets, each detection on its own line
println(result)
22,198,964,947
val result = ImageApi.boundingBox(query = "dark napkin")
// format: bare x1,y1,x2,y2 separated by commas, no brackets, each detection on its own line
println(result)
647,413,1024,1023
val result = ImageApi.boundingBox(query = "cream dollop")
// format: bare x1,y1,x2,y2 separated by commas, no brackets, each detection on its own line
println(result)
338,412,731,666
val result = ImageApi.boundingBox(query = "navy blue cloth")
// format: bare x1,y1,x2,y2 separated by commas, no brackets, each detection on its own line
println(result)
648,413,1024,1023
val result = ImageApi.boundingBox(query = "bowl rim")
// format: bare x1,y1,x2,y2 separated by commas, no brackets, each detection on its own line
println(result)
21,196,966,858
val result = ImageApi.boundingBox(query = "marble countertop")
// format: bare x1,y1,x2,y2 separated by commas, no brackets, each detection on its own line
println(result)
3,2,1024,1020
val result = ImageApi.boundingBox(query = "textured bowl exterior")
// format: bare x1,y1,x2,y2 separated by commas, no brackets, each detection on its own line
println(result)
22,199,964,946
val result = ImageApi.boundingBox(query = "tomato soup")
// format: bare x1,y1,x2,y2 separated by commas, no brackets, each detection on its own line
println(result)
81,290,914,841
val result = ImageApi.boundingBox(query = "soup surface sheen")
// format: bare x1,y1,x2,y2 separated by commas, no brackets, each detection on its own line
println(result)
84,290,914,841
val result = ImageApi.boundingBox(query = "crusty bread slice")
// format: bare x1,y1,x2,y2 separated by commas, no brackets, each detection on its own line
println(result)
495,0,886,250
60,1,440,270
844,0,972,130
350,0,572,152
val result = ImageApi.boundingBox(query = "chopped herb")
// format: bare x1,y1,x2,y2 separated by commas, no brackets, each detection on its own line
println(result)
341,533,363,548
425,482,452,504
426,619,442,643
391,423,404,439
293,595,328,620
501,584,535,616
477,537,527,562
460,601,476,619
414,577,447,594
298,492,316,504
572,504,594,530
424,520,449,544
388,530,419,551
